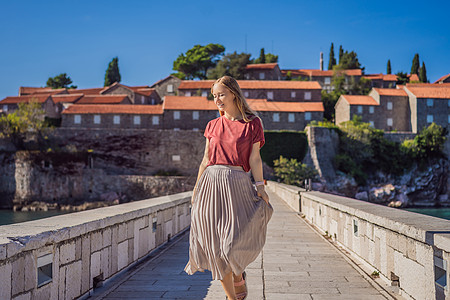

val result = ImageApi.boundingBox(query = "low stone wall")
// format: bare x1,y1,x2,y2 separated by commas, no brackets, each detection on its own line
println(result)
267,181,450,300
0,191,192,300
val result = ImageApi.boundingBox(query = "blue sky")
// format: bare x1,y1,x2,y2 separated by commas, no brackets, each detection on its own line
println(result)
1,0,449,99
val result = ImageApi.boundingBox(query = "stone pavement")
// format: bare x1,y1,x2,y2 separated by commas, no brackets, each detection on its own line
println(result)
91,190,391,300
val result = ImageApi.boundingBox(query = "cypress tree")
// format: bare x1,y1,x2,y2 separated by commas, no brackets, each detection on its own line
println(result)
387,59,392,74
328,43,336,70
104,57,121,86
338,45,344,63
411,53,420,75
419,61,428,83
259,48,266,64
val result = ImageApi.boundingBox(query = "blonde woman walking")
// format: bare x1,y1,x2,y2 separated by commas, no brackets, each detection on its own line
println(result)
185,76,273,299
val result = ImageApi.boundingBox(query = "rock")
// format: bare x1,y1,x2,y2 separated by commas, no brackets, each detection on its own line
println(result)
369,184,396,203
332,174,358,197
312,182,325,192
355,191,368,201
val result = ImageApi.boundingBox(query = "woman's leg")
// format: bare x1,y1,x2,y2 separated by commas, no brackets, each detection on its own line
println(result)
220,271,236,299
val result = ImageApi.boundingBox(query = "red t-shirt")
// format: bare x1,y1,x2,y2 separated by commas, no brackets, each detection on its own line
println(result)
204,115,265,172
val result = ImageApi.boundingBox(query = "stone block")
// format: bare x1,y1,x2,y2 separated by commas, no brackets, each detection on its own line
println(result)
138,227,150,258
127,221,134,239
135,217,145,230
90,251,101,281
165,220,173,239
398,234,407,255
60,241,76,265
102,227,111,248
58,265,65,299
415,242,432,267
133,221,139,261
11,256,25,296
374,236,381,270
387,231,399,249
406,238,417,261
128,238,134,265
51,246,60,300
117,223,127,243
24,253,36,291
101,247,110,279
111,226,118,275
0,262,12,300
81,234,91,294
117,241,128,271
75,237,82,261
65,260,82,299
149,229,156,251
12,292,31,300
0,243,7,260
90,231,103,253
32,282,51,300
386,246,394,277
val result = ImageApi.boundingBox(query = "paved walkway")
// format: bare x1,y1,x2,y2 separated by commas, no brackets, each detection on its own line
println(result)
91,190,390,300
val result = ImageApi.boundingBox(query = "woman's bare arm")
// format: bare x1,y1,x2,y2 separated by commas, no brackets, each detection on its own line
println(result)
249,142,269,204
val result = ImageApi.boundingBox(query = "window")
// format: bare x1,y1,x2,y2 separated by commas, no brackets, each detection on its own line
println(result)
141,95,145,104
273,113,280,122
167,84,173,93
185,91,191,97
2,104,7,111
369,121,374,127
174,128,180,131
369,106,374,114
259,72,265,80
113,115,120,124
288,113,295,123
74,115,81,124
267,91,273,100
357,106,363,114
427,99,433,107
305,112,311,120
304,92,311,100
94,115,101,124
151,98,155,105
324,77,331,85
172,155,181,161
174,111,180,120
387,118,393,126
192,111,199,120
427,115,433,123
244,91,249,98
291,91,296,98
133,116,141,125
193,128,199,131
152,116,159,125
387,102,393,110
201,91,207,97
55,106,59,113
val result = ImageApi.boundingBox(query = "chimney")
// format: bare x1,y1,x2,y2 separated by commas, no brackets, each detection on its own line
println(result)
320,52,324,71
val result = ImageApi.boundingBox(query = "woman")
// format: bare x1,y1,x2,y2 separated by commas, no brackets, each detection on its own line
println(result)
184,76,273,300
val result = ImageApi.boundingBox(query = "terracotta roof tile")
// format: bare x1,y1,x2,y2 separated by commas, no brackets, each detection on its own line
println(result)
51,94,84,103
75,95,130,104
134,88,156,96
405,86,450,99
373,88,407,96
67,88,104,95
245,63,278,70
341,95,379,106
62,104,163,115
363,74,397,81
298,69,362,77
408,74,420,82
0,95,51,104
383,74,398,81
434,73,450,84
178,80,321,90
164,96,218,110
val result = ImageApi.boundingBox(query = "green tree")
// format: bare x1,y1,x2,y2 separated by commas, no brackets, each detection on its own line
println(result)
259,48,266,63
387,59,391,74
273,156,317,187
104,57,121,86
328,43,336,70
336,51,364,71
46,73,77,89
411,53,420,75
396,71,409,85
265,53,278,63
338,45,344,63
253,49,278,64
419,61,428,83
0,100,47,148
172,44,225,80
207,52,251,79
402,123,448,163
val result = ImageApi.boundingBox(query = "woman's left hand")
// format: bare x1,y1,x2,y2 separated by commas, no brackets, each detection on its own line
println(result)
256,186,269,204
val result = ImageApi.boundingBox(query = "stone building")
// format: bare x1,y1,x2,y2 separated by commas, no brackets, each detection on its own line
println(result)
178,80,322,102
61,104,164,129
244,63,282,80
362,74,397,88
281,69,363,92
150,75,182,99
0,95,60,118
97,82,161,105
75,95,132,105
434,73,450,84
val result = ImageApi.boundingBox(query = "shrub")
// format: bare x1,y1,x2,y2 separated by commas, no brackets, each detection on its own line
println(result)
273,156,317,186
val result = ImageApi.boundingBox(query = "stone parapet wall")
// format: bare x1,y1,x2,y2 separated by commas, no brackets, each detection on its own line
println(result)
0,191,192,300
267,181,450,300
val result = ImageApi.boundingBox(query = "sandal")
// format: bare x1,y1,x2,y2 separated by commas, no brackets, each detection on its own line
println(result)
234,271,248,300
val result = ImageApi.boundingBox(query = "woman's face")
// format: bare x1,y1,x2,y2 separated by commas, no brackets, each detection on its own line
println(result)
212,83,236,112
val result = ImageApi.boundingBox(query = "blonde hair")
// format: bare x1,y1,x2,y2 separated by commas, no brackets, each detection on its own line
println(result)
211,76,259,123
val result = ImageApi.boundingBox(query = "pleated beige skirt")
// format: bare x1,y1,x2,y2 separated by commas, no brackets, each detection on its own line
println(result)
184,165,273,280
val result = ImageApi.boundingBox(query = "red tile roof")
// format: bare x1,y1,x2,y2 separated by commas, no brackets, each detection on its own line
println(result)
245,63,278,70
280,69,304,77
372,88,407,96
434,73,450,84
363,74,398,81
134,88,156,97
383,74,398,81
0,95,51,104
405,86,450,99
408,74,420,82
298,69,362,77
341,95,379,106
247,99,324,112
51,94,84,103
164,96,218,110
67,88,104,95
178,80,321,90
75,95,130,104
62,104,163,115
19,87,65,95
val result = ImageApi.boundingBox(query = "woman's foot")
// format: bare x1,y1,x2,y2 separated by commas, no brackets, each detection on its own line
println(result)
233,272,247,300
